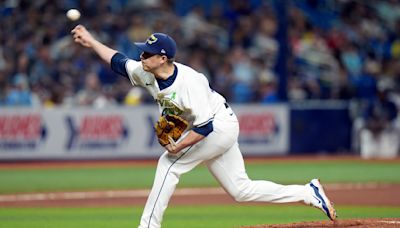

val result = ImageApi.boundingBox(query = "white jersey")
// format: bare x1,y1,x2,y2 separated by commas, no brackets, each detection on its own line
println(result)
124,60,230,129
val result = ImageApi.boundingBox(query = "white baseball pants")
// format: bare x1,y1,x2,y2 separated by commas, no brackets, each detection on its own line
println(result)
138,115,309,228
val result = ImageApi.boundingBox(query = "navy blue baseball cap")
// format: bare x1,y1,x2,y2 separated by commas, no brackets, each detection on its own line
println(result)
134,33,177,59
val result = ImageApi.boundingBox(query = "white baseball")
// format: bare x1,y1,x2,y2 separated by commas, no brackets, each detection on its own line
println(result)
66,9,81,21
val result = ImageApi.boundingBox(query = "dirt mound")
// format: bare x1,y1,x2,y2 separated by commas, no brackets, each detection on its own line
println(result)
241,218,400,228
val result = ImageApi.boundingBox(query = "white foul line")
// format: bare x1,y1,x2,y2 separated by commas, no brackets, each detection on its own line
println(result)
0,188,225,202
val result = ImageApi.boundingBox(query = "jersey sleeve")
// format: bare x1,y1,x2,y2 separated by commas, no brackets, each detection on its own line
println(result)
110,52,146,86
192,121,213,136
125,59,145,86
110,52,129,78
183,74,214,128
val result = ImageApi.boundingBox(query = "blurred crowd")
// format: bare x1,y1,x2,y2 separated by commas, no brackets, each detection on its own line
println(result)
0,0,399,111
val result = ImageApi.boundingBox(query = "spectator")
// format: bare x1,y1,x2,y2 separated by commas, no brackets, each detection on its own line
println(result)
258,70,279,104
124,87,145,106
360,85,399,158
0,71,8,105
5,75,39,106
0,0,399,107
250,13,279,68
213,61,234,100
75,72,115,108
288,77,307,101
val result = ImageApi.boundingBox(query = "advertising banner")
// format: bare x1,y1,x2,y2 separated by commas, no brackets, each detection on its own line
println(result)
234,104,289,155
0,105,289,160
0,107,163,159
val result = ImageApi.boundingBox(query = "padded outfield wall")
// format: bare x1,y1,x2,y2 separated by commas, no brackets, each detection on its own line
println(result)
0,103,350,160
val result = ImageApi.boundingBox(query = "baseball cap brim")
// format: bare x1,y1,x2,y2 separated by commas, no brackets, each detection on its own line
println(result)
134,42,159,55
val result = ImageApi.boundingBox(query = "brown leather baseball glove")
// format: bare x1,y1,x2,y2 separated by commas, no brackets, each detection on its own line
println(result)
154,115,188,146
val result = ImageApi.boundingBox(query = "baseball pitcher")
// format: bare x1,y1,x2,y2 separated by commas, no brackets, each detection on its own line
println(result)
71,25,336,228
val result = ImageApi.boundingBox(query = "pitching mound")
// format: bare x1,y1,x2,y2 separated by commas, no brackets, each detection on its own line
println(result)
241,218,400,228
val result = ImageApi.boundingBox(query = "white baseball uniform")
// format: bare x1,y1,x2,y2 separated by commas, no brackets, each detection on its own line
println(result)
112,56,311,228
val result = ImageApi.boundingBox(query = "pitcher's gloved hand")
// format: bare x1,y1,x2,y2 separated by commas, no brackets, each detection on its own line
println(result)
154,115,188,147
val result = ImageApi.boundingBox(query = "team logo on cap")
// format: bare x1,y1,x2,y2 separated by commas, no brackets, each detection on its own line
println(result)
146,34,158,44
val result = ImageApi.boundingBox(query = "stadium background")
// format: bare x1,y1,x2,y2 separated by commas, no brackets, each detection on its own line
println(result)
0,0,400,227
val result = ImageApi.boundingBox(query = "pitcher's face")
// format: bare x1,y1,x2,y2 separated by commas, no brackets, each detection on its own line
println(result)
140,52,166,73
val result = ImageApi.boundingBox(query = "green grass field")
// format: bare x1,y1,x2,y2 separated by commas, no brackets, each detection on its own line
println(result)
1,206,400,228
0,159,399,194
0,158,399,227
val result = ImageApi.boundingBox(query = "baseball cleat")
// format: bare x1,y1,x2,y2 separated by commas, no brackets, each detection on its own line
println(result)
308,179,337,221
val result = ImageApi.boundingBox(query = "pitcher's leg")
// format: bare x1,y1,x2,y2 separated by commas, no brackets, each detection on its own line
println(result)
206,143,308,203
139,151,201,228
